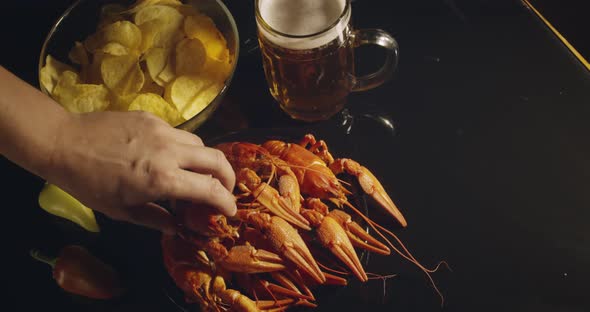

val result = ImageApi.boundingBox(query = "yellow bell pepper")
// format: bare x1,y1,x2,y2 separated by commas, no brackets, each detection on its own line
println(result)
38,183,100,233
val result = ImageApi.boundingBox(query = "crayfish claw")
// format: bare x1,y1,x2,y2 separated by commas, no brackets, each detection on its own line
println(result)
329,159,408,227
240,212,326,285
257,278,314,301
216,287,262,312
323,272,348,286
256,298,298,310
220,245,286,274
329,210,391,256
316,216,368,282
238,169,311,231
283,244,326,285
270,271,315,301
295,299,318,309
254,183,311,231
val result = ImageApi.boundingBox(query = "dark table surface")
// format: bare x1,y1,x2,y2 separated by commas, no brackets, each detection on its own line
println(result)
2,0,590,311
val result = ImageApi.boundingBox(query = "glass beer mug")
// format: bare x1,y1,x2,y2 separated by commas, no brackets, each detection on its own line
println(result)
255,0,399,122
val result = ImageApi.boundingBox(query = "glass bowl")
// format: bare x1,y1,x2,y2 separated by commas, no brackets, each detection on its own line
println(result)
38,0,239,133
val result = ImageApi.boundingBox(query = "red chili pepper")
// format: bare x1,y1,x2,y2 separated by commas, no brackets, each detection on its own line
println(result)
30,245,125,300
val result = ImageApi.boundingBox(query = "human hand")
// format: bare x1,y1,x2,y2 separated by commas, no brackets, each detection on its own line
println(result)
43,110,236,234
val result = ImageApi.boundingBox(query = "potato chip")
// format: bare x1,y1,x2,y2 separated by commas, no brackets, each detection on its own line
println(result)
102,21,142,51
183,14,216,40
144,47,169,82
40,55,75,94
101,55,145,95
101,3,126,17
43,0,229,127
110,93,139,111
164,75,221,119
68,42,89,65
207,37,230,63
82,51,106,85
184,14,229,62
128,0,182,14
83,32,105,53
65,84,111,113
128,93,184,126
175,38,206,76
164,75,207,111
98,4,127,29
171,26,187,45
141,64,165,95
134,5,184,48
137,20,159,53
176,4,200,17
201,57,233,83
142,80,165,95
181,80,223,119
56,70,80,86
53,71,110,113
156,53,176,86
102,42,130,56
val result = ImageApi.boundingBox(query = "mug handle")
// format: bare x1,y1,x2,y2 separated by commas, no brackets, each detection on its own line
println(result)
351,29,399,92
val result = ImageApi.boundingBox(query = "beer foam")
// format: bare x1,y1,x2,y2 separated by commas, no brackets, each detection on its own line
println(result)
257,0,350,50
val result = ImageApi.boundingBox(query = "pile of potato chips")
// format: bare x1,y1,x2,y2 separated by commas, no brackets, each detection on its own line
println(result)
40,0,233,127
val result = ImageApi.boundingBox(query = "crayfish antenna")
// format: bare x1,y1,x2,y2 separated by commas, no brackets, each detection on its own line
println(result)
342,201,447,306
314,259,350,286
270,271,316,301
323,272,348,286
328,209,391,256
256,278,314,301
255,298,296,310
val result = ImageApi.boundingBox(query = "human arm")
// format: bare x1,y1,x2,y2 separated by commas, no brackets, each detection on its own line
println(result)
0,66,236,233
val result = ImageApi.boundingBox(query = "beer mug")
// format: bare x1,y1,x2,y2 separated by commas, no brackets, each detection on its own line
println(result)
255,0,399,122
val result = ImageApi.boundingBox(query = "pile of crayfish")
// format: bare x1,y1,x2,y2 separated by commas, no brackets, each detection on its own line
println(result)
161,134,442,311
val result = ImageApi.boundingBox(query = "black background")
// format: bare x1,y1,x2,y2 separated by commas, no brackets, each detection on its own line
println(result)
1,0,589,311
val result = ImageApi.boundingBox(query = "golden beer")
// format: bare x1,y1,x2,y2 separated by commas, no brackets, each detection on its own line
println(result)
255,0,399,122
259,31,355,121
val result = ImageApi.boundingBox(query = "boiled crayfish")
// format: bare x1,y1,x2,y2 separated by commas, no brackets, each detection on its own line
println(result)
162,134,444,311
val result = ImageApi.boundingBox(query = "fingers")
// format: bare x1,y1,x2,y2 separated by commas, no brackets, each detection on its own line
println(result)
167,128,234,191
171,128,204,147
148,127,236,217
165,169,237,216
125,202,177,234
176,145,236,192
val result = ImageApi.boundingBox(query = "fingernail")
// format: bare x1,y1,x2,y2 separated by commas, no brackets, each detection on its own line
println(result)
228,203,237,217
